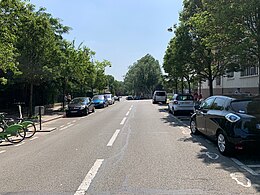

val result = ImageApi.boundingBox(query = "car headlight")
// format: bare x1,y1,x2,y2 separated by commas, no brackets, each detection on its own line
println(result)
225,113,240,123
80,105,86,109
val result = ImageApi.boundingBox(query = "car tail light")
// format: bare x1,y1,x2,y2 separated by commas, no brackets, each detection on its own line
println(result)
225,113,240,123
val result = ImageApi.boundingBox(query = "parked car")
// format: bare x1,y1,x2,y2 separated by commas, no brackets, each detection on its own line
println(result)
168,94,194,115
104,93,114,105
92,95,109,108
190,95,260,155
152,90,167,104
66,97,95,117
126,95,134,100
114,96,120,101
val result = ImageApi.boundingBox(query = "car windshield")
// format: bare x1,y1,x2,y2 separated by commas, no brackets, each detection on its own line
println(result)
105,94,112,98
176,95,194,101
155,92,166,96
231,99,260,114
93,95,104,100
70,98,86,104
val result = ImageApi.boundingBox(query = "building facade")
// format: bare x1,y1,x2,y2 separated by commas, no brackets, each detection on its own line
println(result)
200,66,259,98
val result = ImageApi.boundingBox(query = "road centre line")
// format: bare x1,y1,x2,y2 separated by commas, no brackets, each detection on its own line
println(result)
67,122,72,125
73,120,77,123
0,150,6,154
231,158,258,176
126,111,130,116
107,129,120,147
60,125,65,128
120,117,127,125
29,136,39,141
74,159,104,195
60,124,74,131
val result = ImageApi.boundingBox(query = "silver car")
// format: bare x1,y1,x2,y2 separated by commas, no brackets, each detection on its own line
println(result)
168,94,194,115
104,94,114,105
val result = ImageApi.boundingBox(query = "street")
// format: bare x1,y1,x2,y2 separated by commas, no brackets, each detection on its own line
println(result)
0,99,260,195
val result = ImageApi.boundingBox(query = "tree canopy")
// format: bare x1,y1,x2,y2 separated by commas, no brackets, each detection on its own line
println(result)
124,54,162,97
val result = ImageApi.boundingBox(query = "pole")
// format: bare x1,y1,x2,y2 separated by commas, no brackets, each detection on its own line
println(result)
39,106,42,131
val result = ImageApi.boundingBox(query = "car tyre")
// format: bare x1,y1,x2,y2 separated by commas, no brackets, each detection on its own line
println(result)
85,108,89,116
217,131,232,156
190,119,199,135
92,107,95,113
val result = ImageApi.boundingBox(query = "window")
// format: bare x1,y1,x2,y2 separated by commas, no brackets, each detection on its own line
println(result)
201,97,215,109
211,98,226,110
240,66,259,77
226,71,234,78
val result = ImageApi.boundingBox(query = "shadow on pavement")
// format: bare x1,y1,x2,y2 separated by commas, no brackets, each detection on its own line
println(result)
155,104,260,193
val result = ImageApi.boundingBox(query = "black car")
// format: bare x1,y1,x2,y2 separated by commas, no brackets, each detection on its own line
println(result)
66,97,95,117
190,95,260,155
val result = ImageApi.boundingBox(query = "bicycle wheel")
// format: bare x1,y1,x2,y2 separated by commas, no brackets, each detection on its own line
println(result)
6,127,26,144
24,123,36,138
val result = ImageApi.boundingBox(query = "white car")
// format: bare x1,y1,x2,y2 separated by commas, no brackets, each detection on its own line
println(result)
168,94,194,115
152,91,167,104
104,94,114,105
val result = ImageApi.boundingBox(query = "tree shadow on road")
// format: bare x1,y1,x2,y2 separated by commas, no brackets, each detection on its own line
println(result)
156,105,260,193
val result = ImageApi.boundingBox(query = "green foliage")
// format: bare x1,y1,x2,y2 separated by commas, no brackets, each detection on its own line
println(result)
124,54,162,96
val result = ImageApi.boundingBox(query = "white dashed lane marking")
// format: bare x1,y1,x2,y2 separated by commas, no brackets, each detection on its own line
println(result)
15,142,25,147
29,136,39,141
120,117,127,125
74,159,104,195
0,150,6,154
60,124,74,131
107,129,120,147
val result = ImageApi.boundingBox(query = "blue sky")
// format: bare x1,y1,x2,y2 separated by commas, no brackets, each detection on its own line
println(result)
29,0,183,81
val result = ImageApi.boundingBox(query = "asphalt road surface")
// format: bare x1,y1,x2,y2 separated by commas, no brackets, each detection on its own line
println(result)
0,99,260,195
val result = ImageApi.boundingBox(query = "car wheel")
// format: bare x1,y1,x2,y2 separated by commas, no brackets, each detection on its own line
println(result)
190,119,199,135
92,107,95,113
217,131,232,156
85,108,89,116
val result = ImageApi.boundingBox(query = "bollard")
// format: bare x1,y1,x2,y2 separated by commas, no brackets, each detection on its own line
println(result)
39,106,42,131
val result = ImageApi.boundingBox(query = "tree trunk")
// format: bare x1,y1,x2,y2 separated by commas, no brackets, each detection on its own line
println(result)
187,78,191,94
208,78,214,96
181,77,184,94
175,79,178,94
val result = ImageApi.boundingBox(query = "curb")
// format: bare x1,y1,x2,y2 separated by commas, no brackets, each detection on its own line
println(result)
41,114,65,124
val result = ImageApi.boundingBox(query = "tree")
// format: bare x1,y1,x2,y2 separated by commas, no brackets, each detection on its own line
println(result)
0,0,27,84
124,54,162,97
15,3,69,115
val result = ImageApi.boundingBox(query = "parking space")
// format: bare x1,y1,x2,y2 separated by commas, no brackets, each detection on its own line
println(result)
159,104,260,177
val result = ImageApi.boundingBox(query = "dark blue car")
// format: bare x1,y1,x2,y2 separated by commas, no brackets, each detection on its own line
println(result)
92,95,108,108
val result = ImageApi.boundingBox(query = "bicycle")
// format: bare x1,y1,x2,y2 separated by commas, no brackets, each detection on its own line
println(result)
14,103,37,138
0,112,26,144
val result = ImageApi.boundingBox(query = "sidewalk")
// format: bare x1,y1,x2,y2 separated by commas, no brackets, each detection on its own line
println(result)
40,103,65,123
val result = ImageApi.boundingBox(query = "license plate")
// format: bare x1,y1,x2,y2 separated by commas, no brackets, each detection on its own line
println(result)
70,111,78,113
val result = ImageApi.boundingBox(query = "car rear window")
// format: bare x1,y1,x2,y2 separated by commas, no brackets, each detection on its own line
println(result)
176,95,194,101
155,92,166,96
93,95,104,100
70,98,85,104
230,99,260,114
